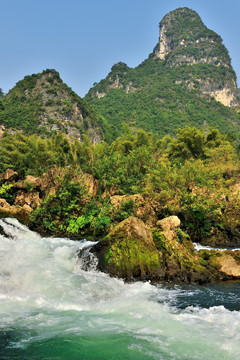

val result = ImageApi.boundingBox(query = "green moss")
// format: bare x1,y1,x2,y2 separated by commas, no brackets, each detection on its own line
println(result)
105,237,162,275
152,230,166,250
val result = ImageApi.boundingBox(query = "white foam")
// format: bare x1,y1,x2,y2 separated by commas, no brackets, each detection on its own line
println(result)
0,218,239,358
193,242,240,251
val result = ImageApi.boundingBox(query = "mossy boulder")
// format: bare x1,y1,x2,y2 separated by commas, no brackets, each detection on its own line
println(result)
199,249,240,279
92,216,164,280
154,216,213,283
92,215,214,283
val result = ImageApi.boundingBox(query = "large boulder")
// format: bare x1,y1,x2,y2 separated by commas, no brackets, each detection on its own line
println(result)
91,215,218,284
92,216,164,280
91,215,214,283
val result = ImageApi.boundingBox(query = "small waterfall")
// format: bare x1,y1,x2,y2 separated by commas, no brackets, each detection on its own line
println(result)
193,242,240,251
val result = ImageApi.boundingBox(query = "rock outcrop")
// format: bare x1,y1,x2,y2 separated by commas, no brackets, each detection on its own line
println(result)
0,198,32,224
0,169,18,183
154,7,239,107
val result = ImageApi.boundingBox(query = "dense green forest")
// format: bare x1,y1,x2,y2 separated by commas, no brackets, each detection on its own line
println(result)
1,126,239,246
85,8,240,142
0,70,104,137
86,58,240,142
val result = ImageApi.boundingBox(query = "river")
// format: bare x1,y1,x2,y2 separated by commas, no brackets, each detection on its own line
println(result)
0,217,239,359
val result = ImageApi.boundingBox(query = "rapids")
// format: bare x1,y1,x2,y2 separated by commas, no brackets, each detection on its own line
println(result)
0,217,239,359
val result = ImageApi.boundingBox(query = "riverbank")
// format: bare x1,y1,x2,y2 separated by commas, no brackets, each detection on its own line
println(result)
1,164,240,284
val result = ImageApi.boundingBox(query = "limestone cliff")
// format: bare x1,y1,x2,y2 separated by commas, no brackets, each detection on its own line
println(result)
154,8,239,107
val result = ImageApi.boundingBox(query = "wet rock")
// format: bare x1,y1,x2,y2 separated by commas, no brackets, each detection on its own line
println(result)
92,215,212,284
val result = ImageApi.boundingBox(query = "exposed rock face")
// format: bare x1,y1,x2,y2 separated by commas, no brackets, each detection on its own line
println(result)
110,194,157,227
87,62,134,100
155,8,227,65
14,190,41,209
0,198,32,224
154,7,239,107
0,169,18,183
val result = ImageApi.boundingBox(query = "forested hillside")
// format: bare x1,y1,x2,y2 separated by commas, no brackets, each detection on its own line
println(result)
86,8,240,142
0,70,104,143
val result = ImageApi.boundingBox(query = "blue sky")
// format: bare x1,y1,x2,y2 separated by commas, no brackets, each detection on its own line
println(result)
1,0,239,97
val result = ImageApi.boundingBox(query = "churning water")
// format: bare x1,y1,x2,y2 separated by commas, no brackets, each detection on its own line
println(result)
0,218,239,360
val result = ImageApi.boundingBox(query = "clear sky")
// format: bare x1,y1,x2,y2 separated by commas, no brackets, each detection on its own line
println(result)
1,0,239,97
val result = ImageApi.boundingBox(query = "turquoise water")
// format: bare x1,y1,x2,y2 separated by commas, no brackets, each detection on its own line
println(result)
0,218,239,360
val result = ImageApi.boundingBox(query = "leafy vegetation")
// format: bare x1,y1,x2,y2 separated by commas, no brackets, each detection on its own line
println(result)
1,126,239,243
0,69,104,137
1,8,240,246
85,8,240,142
86,57,240,142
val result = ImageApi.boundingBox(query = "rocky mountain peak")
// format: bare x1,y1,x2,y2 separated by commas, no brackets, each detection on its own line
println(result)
154,7,239,107
155,8,203,60
154,7,228,65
